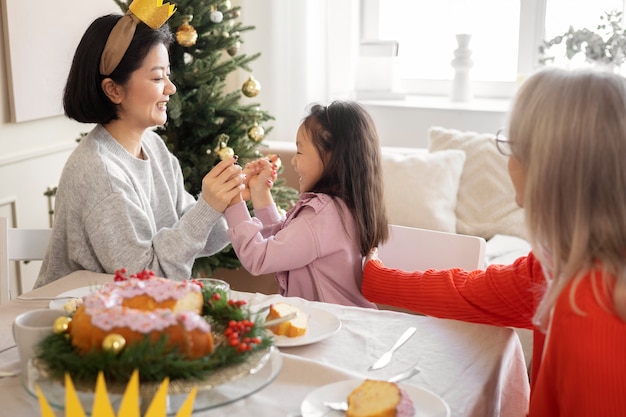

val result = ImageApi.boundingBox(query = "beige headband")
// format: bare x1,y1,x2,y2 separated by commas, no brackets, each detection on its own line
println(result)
99,0,177,76
99,12,140,76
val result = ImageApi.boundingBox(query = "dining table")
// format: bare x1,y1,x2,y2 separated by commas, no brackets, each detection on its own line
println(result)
0,270,530,417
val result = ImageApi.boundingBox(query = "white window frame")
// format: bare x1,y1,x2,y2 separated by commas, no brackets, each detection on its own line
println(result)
359,0,547,99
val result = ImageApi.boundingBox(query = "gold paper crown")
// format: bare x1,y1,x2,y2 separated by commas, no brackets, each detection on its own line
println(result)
36,370,196,417
129,0,177,29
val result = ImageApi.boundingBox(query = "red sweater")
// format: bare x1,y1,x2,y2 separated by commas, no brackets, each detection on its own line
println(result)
362,252,626,416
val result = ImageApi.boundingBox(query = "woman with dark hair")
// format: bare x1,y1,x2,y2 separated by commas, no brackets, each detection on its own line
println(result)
36,3,244,287
223,101,389,308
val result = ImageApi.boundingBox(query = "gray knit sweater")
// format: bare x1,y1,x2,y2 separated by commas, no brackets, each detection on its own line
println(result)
35,125,229,287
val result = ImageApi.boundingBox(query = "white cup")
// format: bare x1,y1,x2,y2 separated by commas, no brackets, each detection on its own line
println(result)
12,309,66,369
195,278,230,295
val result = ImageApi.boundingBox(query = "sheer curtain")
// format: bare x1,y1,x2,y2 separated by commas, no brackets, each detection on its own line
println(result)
238,0,360,141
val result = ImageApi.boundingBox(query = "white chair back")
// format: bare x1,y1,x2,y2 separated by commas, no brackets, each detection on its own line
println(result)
0,217,52,304
377,224,486,272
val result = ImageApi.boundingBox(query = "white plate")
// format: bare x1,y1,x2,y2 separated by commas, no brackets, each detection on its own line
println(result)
266,304,342,347
301,379,451,417
49,286,99,310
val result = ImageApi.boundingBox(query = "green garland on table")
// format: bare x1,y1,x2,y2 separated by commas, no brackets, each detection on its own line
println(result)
35,285,273,387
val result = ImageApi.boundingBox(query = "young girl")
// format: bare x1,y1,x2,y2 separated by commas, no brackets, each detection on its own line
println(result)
362,68,626,415
224,101,388,307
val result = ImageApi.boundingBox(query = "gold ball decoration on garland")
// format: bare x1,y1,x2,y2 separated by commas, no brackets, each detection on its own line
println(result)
247,122,265,142
102,334,126,354
242,75,261,97
53,316,72,334
176,15,198,48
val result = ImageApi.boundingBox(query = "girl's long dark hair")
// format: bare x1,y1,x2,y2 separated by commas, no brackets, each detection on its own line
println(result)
302,101,388,254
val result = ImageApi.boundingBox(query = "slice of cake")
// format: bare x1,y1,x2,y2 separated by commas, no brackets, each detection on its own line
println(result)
346,379,415,417
265,302,308,337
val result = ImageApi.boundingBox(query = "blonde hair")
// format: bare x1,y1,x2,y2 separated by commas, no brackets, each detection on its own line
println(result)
508,67,626,328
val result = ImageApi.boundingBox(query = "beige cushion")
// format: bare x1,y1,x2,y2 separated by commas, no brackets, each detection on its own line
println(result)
382,149,466,233
428,127,527,240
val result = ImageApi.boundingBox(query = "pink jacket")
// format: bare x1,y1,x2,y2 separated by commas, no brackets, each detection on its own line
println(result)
224,192,377,308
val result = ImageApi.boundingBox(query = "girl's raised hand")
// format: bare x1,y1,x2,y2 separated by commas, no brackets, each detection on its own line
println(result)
201,156,245,212
241,156,279,201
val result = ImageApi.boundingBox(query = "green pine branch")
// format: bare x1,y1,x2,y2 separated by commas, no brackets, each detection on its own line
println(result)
113,0,298,276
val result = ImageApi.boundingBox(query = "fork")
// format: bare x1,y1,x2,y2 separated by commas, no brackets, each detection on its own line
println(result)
322,365,421,411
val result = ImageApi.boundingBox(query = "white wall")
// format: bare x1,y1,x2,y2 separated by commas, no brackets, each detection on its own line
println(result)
0,0,509,293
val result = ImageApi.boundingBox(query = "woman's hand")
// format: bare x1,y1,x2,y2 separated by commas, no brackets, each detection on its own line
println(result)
201,156,245,212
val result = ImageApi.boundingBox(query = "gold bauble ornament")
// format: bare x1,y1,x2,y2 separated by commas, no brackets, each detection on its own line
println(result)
53,316,72,334
213,134,234,160
247,123,265,142
242,76,261,97
176,16,198,47
102,334,126,354
216,145,235,160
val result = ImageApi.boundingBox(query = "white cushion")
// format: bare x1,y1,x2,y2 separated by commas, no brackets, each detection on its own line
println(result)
381,149,466,233
428,127,527,240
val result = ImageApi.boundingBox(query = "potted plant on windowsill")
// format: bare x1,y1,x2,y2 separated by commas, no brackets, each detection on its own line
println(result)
539,10,626,71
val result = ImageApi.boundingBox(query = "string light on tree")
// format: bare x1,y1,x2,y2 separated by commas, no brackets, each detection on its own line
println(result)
242,75,261,97
176,15,198,48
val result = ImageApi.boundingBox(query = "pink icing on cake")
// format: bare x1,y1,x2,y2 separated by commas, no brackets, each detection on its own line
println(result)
396,388,416,416
82,277,210,334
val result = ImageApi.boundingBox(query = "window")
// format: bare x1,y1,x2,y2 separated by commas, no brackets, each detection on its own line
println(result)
362,0,626,99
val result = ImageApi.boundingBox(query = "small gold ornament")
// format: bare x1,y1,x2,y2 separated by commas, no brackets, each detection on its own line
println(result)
214,134,235,160
247,122,265,142
176,15,198,47
242,75,261,97
102,333,126,354
227,41,240,56
53,316,72,334
216,145,235,160
222,0,232,9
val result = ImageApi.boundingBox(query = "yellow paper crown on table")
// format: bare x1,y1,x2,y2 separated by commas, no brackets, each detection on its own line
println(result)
35,370,197,417
129,0,177,29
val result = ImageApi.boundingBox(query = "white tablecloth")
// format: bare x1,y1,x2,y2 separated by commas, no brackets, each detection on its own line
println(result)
0,271,530,417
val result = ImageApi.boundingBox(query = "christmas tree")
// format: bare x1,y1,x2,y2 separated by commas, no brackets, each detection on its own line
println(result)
114,0,299,276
